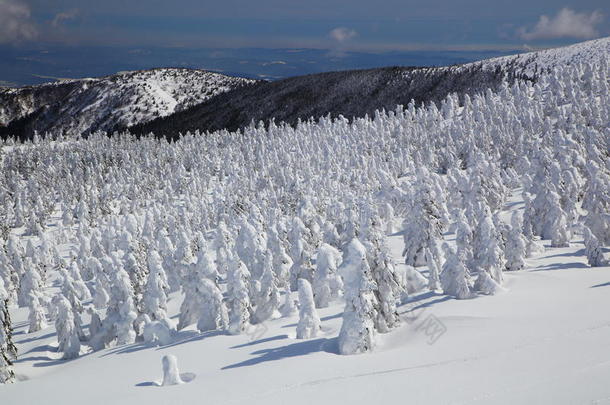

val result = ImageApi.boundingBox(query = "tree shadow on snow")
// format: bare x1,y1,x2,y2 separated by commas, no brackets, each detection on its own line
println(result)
101,330,228,357
281,312,342,328
161,329,228,349
15,332,56,344
33,350,96,367
101,342,154,357
20,344,55,355
222,337,338,370
230,334,289,349
135,381,158,387
15,355,55,364
531,262,589,272
399,296,454,315
135,373,196,388
591,281,610,288
540,249,586,259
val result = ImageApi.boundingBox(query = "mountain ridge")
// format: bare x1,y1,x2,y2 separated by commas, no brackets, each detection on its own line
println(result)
0,68,257,139
128,36,610,139
1,37,608,140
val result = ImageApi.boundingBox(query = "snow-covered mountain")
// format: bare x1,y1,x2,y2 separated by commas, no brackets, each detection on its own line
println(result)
0,68,256,138
479,36,610,75
133,36,610,139
0,37,609,404
2,38,608,140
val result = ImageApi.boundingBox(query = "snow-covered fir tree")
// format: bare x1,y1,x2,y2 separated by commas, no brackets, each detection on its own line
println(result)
312,243,342,308
52,295,81,359
504,213,528,271
583,226,608,267
338,239,378,355
440,244,473,299
0,278,17,383
296,278,320,339
226,256,252,335
253,251,281,323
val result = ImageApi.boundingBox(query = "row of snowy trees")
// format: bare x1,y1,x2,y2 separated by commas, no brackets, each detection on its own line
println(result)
0,58,608,381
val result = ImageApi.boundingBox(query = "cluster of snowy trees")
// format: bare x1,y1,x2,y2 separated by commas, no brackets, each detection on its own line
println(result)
0,58,608,381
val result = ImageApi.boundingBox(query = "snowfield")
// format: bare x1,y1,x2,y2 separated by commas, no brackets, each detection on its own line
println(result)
0,38,609,404
3,225,610,405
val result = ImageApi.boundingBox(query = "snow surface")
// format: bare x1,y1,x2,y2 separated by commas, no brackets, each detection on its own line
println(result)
2,189,609,405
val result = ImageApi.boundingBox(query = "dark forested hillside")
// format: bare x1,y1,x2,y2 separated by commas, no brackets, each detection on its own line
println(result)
130,63,531,139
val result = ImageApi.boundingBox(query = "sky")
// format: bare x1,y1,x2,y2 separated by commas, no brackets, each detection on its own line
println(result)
0,0,608,86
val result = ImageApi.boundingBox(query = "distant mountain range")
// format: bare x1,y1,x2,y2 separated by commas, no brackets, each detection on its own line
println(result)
1,37,607,140
129,37,609,139
0,69,255,139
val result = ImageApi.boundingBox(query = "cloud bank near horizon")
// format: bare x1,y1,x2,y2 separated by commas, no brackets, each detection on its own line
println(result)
0,1,608,51
518,8,604,40
0,0,38,43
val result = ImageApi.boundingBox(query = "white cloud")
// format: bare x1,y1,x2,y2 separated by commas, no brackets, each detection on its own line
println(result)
329,27,357,43
0,0,37,43
518,8,604,41
52,9,79,28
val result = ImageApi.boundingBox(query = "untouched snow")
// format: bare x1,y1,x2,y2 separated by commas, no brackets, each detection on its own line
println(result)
2,192,609,405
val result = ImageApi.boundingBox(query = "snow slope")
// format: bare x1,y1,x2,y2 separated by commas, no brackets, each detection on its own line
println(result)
2,191,610,405
0,68,256,136
479,36,610,75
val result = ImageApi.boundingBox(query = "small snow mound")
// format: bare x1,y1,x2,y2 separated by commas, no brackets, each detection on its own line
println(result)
156,355,195,387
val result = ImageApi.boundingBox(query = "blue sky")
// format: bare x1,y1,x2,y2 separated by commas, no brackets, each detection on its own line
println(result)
0,0,608,85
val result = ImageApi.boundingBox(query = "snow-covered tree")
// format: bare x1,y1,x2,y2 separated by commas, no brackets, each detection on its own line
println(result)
142,255,170,323
312,243,343,308
18,257,43,308
0,279,17,383
26,293,47,334
338,239,378,355
253,251,281,324
504,214,527,271
425,247,441,291
369,240,402,333
473,211,505,288
235,218,264,279
92,260,138,348
582,163,610,245
440,244,473,299
547,190,571,248
401,178,445,267
226,257,252,335
296,279,320,339
52,295,81,359
196,279,228,333
583,226,608,267
280,286,297,318
288,216,313,289
213,220,232,277
266,224,292,288
0,249,17,306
